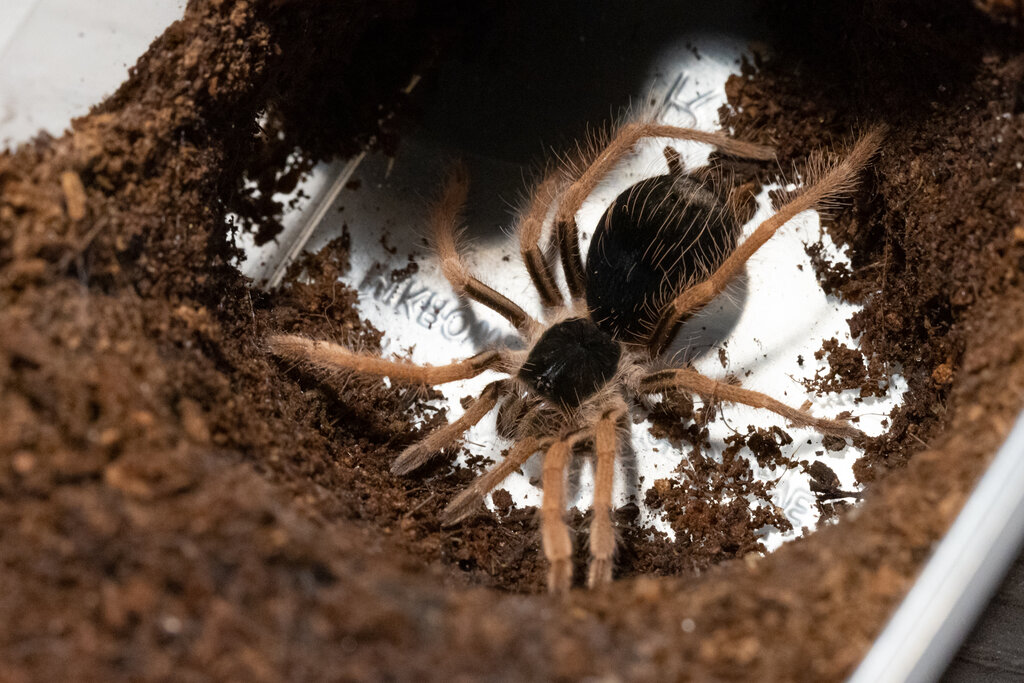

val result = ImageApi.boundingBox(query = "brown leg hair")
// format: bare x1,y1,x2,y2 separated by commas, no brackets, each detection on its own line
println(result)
553,123,776,301
432,165,538,333
391,380,509,475
639,368,862,439
541,428,590,594
440,436,545,526
267,334,507,384
587,400,627,589
646,127,885,354
518,174,564,309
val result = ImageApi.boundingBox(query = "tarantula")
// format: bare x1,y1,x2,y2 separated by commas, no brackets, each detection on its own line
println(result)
269,121,882,593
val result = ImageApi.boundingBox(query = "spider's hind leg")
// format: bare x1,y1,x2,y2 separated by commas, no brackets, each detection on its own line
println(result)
646,127,885,354
666,142,758,226
517,174,564,310
638,368,863,440
553,122,775,301
431,165,538,335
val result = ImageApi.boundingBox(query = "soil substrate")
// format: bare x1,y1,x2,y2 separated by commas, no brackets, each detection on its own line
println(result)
2,1,1024,680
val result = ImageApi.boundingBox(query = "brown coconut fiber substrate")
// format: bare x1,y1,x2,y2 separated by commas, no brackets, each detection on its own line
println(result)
2,1,1024,680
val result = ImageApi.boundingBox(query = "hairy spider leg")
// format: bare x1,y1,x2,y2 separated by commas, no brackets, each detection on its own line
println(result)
267,335,507,384
518,174,565,309
392,380,510,475
270,335,514,473
587,399,628,588
639,368,862,439
542,428,591,593
432,164,539,334
552,122,776,302
646,127,885,354
440,436,545,525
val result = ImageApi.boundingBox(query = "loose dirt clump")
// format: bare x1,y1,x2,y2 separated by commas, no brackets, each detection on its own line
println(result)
3,1,1024,681
805,336,888,398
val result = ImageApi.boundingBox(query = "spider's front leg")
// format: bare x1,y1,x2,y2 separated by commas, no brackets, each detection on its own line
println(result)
268,335,507,384
440,435,545,525
392,379,510,475
268,335,515,473
587,398,628,589
538,398,628,594
541,428,591,594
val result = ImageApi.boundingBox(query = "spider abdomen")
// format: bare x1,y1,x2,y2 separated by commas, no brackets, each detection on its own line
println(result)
585,174,738,344
518,318,621,409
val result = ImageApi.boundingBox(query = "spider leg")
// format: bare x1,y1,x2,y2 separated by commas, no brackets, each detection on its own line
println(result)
432,165,538,334
587,399,628,589
267,334,507,384
639,368,863,439
541,428,590,594
646,127,885,354
518,174,564,309
553,122,776,302
392,380,509,475
440,436,545,526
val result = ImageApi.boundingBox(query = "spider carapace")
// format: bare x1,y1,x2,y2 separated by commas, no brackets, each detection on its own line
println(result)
270,121,883,593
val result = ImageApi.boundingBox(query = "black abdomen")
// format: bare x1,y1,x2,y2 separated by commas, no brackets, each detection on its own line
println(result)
585,174,738,344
